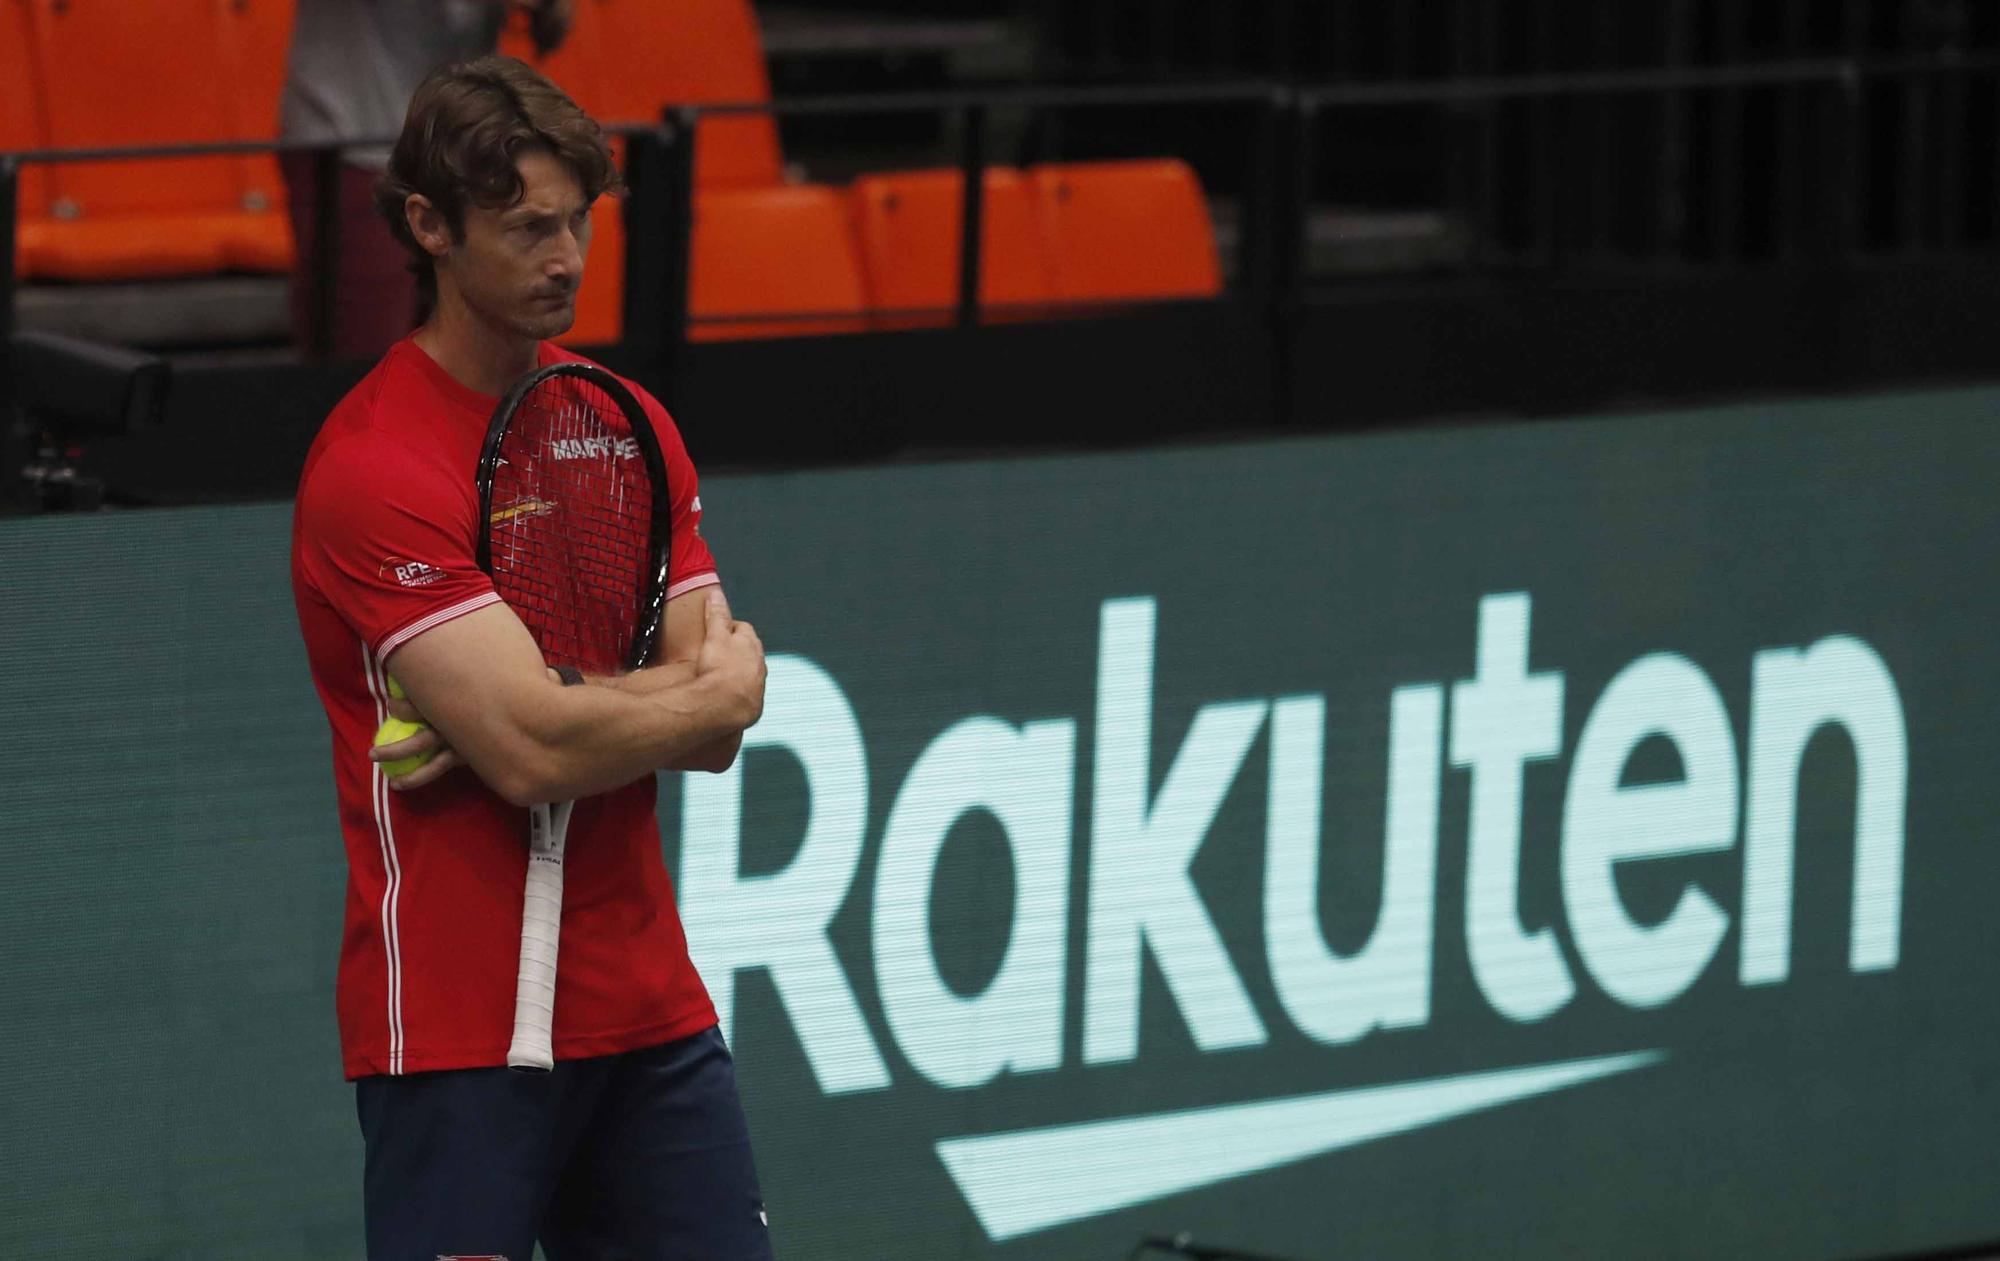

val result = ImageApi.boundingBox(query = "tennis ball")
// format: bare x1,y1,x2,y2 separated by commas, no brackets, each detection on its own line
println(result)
373,715,436,778
386,675,408,701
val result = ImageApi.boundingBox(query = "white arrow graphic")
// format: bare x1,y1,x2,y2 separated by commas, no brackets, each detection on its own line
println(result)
936,1048,1664,1242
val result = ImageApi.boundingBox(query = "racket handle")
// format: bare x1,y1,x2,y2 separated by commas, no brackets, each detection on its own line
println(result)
506,799,572,1072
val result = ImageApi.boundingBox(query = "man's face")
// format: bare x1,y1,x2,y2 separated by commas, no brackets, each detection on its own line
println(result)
439,147,592,342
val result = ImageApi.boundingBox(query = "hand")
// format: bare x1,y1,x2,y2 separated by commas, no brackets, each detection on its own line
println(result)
514,0,573,55
369,689,467,792
695,588,766,728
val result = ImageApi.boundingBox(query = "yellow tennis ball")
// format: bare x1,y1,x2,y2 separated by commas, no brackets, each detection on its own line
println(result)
373,715,435,778
386,675,408,701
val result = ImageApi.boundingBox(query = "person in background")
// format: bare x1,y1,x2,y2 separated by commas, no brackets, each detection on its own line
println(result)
279,1,573,358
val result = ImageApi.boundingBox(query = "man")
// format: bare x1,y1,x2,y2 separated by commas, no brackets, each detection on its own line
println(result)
280,1,572,356
289,56,775,1259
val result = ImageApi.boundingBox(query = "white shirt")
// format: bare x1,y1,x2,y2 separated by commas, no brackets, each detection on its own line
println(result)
280,0,508,155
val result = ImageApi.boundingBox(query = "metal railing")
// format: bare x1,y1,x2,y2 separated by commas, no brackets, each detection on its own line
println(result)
659,80,1281,334
1034,0,2000,85
1291,52,2000,279
0,82,1278,370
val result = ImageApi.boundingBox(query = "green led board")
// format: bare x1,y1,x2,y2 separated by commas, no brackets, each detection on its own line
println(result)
2,386,1996,1260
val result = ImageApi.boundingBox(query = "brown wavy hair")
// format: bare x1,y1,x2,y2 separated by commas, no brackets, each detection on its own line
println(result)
375,55,622,293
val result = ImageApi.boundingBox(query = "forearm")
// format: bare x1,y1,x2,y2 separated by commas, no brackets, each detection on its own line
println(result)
586,661,747,772
590,659,697,696
380,597,762,800
506,673,745,803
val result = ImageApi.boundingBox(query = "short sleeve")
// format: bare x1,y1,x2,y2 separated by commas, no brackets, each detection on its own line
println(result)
296,437,501,662
645,396,721,600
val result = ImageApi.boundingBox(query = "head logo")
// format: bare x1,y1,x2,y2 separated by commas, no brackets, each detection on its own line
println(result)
378,556,445,588
678,591,1910,1240
549,434,638,462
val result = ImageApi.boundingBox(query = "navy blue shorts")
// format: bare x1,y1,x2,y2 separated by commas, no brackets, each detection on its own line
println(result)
355,1025,774,1261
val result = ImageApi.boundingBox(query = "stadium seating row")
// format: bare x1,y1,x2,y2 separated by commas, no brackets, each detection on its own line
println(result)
1,0,293,280
672,160,1223,344
506,4,1221,341
1,0,1220,345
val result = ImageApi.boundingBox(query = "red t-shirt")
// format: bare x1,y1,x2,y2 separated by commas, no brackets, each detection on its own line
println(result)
290,338,721,1079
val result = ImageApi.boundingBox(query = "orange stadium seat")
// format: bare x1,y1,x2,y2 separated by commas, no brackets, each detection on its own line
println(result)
1,0,51,276
218,0,298,271
565,189,626,346
499,8,624,343
689,185,867,341
226,0,297,140
492,14,625,344
14,0,293,281
498,5,604,113
848,168,1055,327
582,0,783,189
503,0,793,344
1030,159,1223,306
504,0,783,189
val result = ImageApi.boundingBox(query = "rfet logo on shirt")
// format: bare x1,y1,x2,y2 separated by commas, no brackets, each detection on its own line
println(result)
379,556,445,588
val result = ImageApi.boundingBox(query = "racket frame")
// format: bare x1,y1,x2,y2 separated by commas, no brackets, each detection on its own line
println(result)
473,361,673,1072
476,362,673,675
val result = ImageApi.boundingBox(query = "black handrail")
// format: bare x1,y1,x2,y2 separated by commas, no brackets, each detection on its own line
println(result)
684,80,1279,118
0,121,661,166
955,102,987,330
1292,53,2000,108
0,55,1986,166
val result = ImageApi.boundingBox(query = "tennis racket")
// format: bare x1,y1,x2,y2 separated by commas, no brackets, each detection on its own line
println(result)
476,362,672,1072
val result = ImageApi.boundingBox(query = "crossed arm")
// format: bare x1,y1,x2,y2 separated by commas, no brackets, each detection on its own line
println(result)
374,584,764,805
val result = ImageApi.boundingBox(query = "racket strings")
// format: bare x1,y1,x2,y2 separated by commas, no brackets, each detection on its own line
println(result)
486,378,658,674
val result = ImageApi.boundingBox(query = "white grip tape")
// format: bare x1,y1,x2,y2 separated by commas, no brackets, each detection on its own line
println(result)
506,798,574,1072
